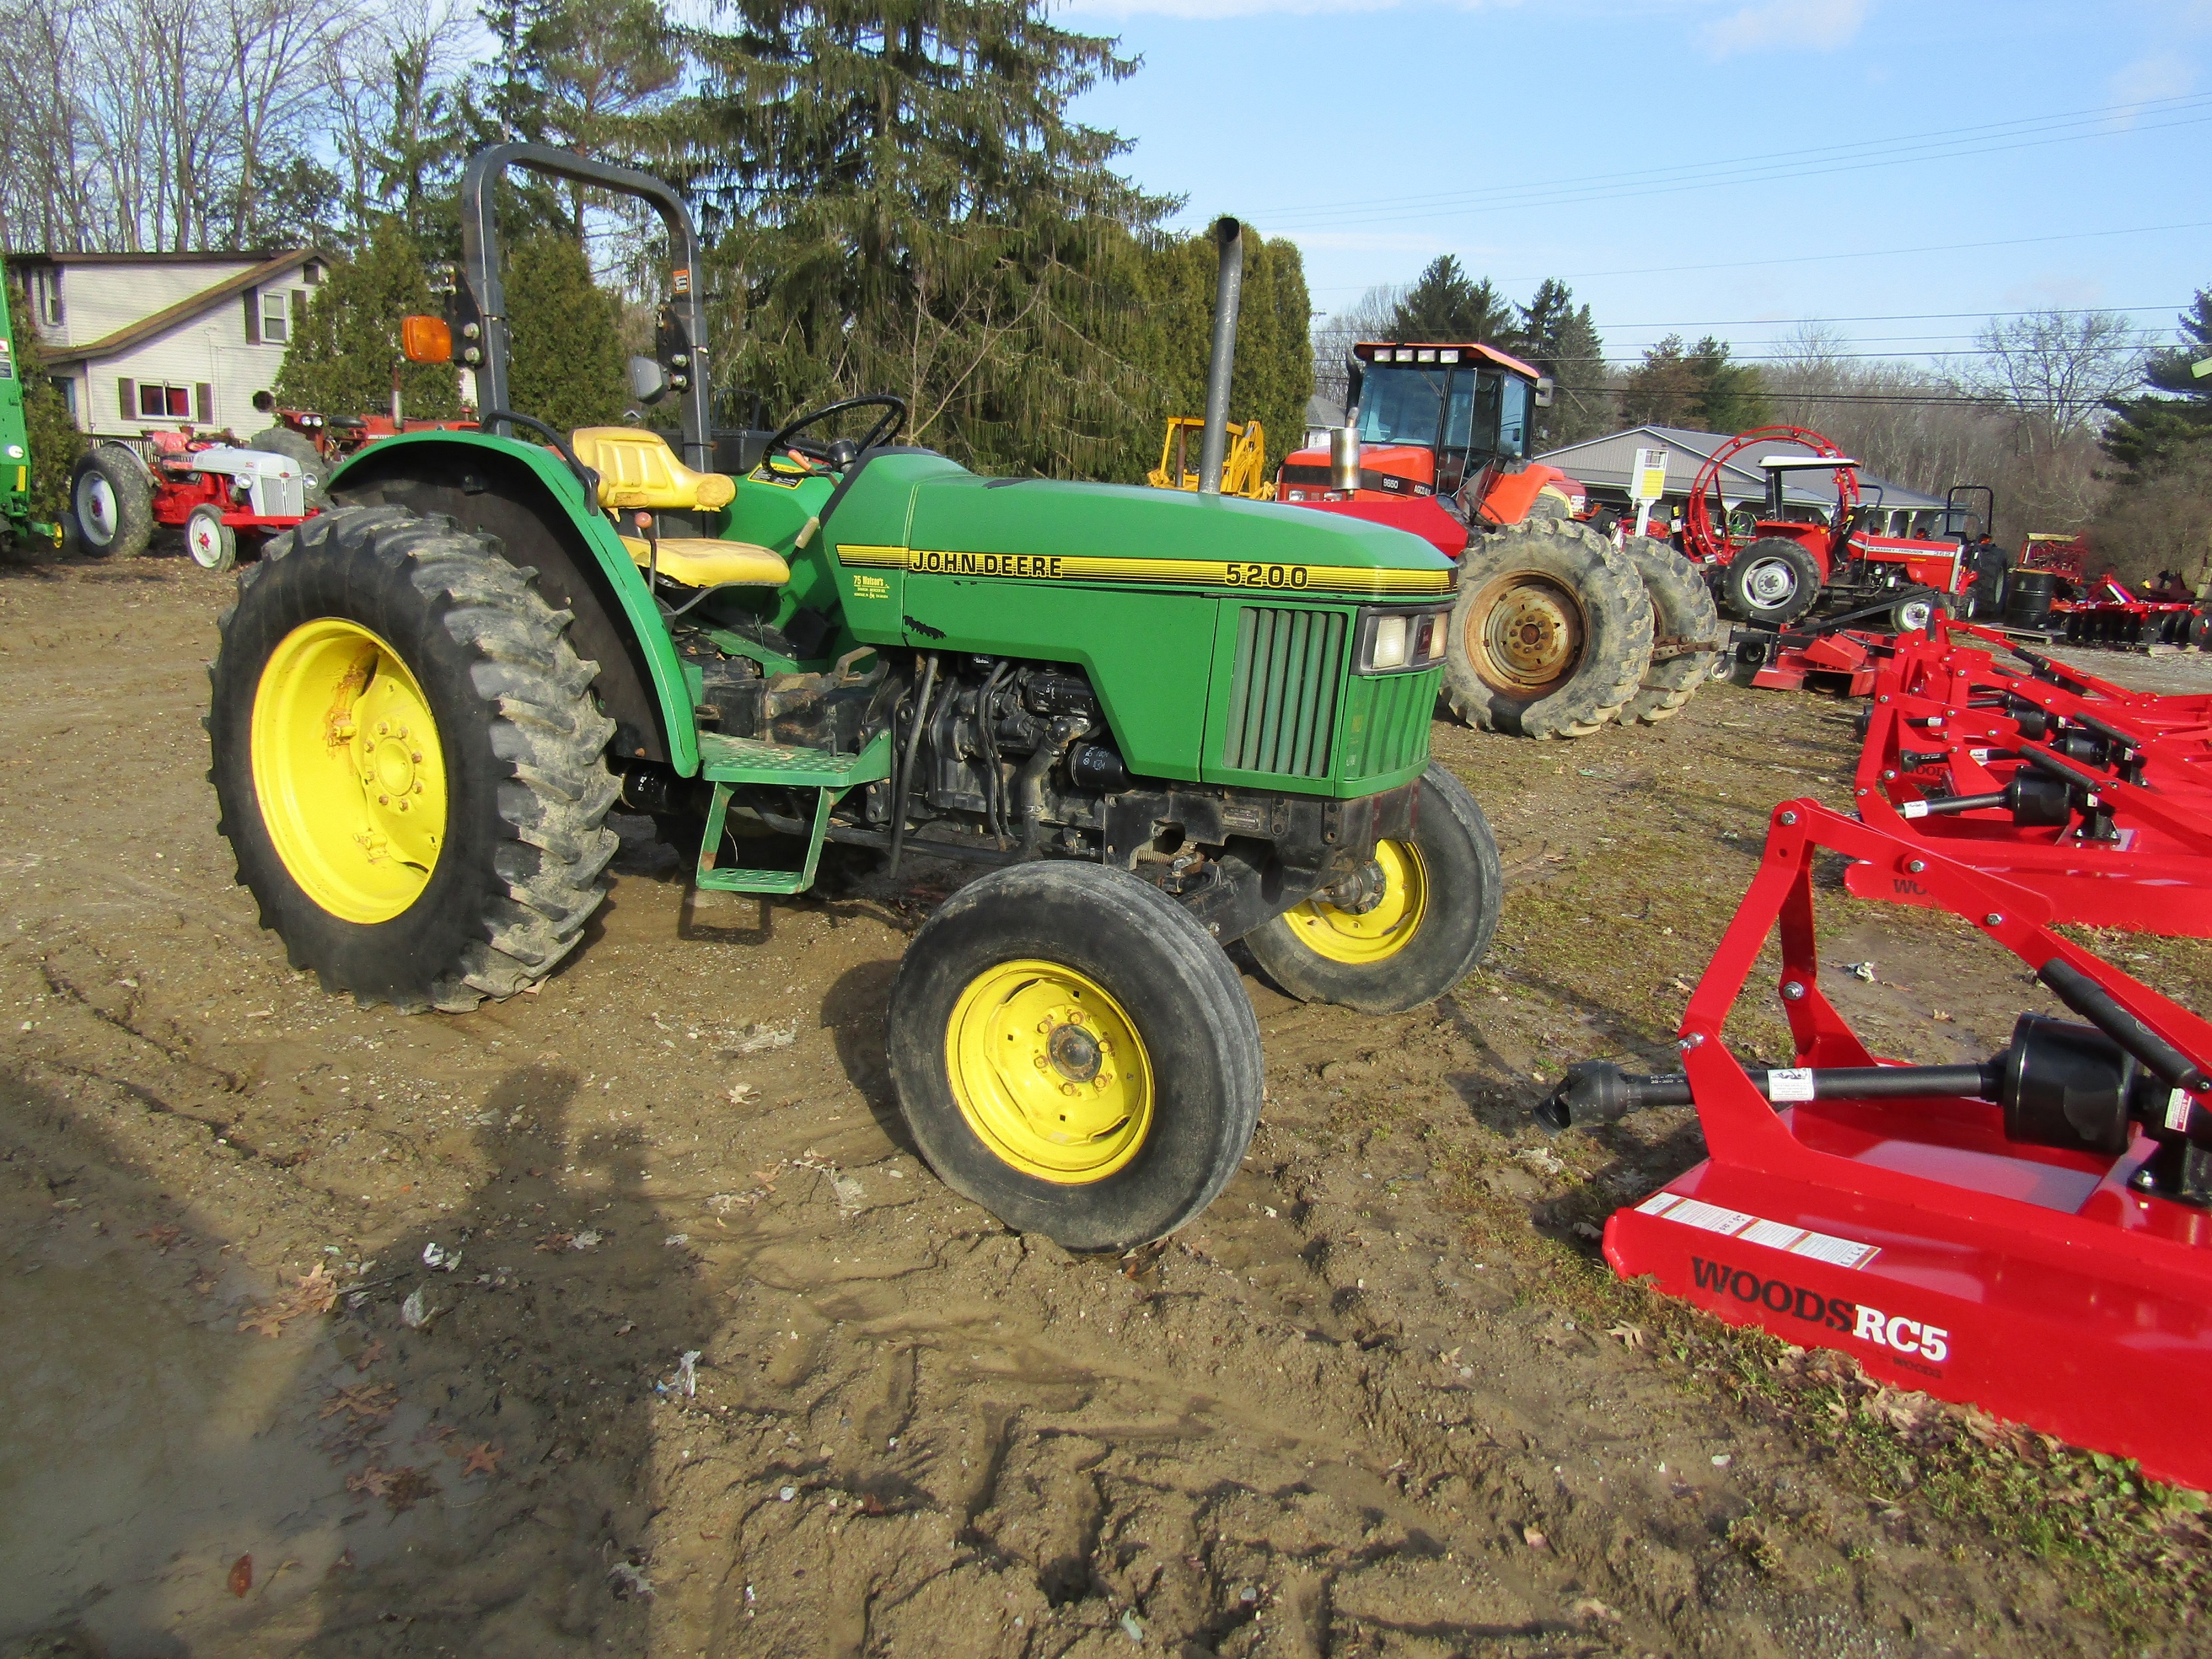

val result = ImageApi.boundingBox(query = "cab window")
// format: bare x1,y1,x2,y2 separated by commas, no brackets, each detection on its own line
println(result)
1356,366,1446,448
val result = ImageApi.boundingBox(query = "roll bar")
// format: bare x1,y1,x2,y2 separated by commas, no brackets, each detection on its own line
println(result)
457,144,713,472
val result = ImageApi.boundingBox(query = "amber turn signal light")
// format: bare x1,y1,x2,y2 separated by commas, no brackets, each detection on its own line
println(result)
399,315,452,364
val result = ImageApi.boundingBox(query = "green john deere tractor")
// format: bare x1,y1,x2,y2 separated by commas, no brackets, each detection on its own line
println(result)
205,146,1502,1249
0,281,58,551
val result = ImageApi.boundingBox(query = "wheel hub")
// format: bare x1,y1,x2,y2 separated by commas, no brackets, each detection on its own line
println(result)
1745,559,1798,606
1283,839,1429,965
1467,572,1585,693
1321,858,1387,916
79,477,115,540
945,964,1153,1183
1046,1019,1104,1083
251,618,448,923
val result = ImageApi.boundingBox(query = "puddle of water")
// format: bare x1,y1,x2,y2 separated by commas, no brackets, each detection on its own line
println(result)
0,1242,413,1648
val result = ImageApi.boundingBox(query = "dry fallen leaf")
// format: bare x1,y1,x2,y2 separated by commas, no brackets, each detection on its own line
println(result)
460,1441,504,1478
1570,1596,1621,1624
1606,1323,1647,1350
1931,1009,1954,1022
1522,1525,1548,1549
227,1554,252,1598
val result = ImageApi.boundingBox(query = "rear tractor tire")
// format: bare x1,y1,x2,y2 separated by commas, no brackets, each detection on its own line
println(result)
1443,517,1654,739
1721,537,1821,627
1244,763,1501,1015
70,443,153,559
887,861,1264,1251
1620,537,1721,724
206,503,620,1012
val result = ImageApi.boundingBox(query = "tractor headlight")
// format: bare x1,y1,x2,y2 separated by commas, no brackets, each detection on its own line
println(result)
1355,606,1451,674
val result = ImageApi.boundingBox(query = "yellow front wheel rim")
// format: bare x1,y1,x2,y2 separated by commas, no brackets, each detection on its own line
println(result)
946,961,1154,1184
250,618,448,924
1284,839,1428,965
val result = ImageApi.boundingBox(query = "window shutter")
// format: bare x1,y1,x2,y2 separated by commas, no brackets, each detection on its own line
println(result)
292,289,307,328
196,383,212,423
119,377,135,420
243,290,260,345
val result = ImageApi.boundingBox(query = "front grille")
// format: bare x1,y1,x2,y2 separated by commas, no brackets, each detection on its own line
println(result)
1337,665,1439,780
1222,606,1345,777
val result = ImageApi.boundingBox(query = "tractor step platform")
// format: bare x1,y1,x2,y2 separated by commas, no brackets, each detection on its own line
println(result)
694,730,893,895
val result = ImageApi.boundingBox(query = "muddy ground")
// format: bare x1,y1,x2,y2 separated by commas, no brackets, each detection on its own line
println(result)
4,554,2211,1658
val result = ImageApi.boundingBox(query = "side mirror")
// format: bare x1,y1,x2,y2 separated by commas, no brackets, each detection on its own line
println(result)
1533,376,1555,408
627,356,671,406
399,315,451,364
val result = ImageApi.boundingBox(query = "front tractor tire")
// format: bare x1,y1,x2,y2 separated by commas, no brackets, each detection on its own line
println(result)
887,861,1264,1251
70,444,153,559
206,503,620,1012
1443,517,1654,739
1244,764,1502,1015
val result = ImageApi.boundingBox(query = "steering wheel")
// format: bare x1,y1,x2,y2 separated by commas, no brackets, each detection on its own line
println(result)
760,396,907,478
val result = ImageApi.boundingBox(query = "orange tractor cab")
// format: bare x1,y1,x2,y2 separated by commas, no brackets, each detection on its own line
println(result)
1275,341,1584,554
1683,424,1984,632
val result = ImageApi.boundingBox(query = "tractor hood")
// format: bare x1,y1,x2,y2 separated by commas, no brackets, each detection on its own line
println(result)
894,472,1455,599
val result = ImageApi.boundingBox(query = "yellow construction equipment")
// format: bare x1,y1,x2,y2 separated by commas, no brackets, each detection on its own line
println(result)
1147,417,1273,500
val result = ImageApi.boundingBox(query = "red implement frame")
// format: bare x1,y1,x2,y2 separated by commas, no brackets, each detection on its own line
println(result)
1843,622,2212,933
1746,628,1885,696
1606,799,2212,1490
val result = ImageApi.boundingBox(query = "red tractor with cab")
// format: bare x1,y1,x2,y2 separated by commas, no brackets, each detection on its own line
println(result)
1684,424,1984,632
1273,340,1718,740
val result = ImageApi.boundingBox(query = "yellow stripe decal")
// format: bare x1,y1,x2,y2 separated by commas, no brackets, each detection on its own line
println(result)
838,544,1451,596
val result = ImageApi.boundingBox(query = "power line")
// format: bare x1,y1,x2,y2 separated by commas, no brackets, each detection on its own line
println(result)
1552,385,2106,410
1259,97,2212,229
1486,220,2212,287
1246,91,2211,223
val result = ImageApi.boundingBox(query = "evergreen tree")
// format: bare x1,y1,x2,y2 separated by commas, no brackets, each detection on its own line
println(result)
1618,334,1699,429
676,0,1172,479
1516,278,1608,446
506,232,628,430
8,285,82,528
1617,332,1769,433
1129,224,1313,480
1686,335,1771,433
2104,289,2212,473
275,221,461,419
1386,256,1513,343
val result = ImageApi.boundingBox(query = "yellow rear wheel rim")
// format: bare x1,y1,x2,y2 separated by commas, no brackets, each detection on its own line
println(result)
946,960,1154,1184
1284,839,1428,965
250,618,448,924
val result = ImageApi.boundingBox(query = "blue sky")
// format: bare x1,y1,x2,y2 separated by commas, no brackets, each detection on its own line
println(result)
1061,0,2212,368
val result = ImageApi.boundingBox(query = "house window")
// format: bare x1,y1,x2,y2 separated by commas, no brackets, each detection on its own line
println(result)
261,290,289,343
302,260,322,284
29,268,61,329
139,383,194,418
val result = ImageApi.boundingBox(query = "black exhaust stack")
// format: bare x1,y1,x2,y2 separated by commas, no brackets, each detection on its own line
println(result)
1197,217,1244,495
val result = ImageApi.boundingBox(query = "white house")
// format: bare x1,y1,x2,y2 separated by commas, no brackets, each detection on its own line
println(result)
7,248,329,442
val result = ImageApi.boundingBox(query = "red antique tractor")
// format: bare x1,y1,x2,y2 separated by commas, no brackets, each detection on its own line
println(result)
1684,425,1981,631
1273,340,1720,740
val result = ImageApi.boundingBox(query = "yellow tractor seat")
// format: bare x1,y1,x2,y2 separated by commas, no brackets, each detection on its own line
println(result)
571,427,737,512
618,535,791,589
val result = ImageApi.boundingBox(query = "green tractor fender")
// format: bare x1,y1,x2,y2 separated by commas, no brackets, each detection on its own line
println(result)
330,427,702,776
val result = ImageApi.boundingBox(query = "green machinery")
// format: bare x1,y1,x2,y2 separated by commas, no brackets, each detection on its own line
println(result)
0,281,56,548
205,146,1503,1248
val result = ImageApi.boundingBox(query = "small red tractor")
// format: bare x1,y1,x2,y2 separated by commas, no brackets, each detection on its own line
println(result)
1683,425,1984,632
70,427,317,571
66,410,477,570
1274,340,1719,740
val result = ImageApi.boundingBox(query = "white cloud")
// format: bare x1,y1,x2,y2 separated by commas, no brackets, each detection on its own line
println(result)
1699,0,1869,58
2108,51,2197,107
